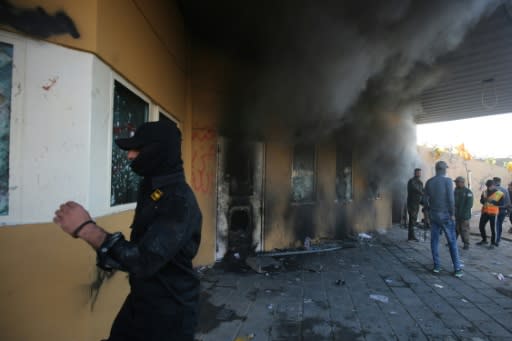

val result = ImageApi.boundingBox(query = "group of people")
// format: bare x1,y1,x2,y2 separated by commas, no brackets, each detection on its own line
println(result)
406,162,512,278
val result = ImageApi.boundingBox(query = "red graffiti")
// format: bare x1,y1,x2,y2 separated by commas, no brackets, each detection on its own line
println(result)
192,129,216,194
42,77,58,91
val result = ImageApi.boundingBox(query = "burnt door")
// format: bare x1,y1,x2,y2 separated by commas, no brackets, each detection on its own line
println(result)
216,138,264,260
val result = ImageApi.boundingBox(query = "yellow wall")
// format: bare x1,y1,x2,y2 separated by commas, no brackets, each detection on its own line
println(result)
0,212,133,341
0,1,192,340
264,141,393,250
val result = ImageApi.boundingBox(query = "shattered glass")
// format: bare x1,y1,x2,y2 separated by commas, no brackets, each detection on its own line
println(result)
0,42,13,216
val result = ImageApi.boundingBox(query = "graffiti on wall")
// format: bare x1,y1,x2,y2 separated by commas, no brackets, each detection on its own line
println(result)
111,81,148,206
0,42,13,216
192,129,216,194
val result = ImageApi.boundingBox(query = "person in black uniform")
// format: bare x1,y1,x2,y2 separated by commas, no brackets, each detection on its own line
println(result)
407,168,424,241
53,120,202,341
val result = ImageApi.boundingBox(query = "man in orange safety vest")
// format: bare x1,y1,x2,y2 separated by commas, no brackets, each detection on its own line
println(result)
476,179,505,249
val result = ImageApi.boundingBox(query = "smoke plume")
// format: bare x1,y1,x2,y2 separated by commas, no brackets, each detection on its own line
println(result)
183,0,502,188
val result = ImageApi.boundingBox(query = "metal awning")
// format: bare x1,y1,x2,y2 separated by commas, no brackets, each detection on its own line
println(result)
418,6,512,124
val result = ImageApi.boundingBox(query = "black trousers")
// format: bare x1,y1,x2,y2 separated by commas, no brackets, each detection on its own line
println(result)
106,294,198,341
479,213,496,244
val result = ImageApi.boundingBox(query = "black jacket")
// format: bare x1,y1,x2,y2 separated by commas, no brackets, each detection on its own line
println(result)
97,171,202,308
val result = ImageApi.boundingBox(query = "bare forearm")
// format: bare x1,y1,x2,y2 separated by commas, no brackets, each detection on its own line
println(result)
77,223,108,250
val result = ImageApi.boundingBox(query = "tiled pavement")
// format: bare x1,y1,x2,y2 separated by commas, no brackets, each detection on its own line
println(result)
195,225,512,341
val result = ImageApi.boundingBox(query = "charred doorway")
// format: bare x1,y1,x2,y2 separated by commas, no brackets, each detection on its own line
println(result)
216,138,264,261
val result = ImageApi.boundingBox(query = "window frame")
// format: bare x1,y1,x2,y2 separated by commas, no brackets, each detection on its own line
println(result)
290,144,317,205
107,73,153,210
0,32,24,225
335,145,354,203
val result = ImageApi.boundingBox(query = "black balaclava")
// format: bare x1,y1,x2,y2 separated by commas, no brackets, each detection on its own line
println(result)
115,120,183,177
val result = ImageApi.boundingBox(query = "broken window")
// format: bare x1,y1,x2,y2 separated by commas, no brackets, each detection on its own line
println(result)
0,42,13,216
336,146,353,202
110,80,148,206
291,145,316,203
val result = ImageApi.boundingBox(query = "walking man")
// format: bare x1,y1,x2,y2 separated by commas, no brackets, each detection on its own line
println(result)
53,120,202,341
477,179,504,249
454,176,473,250
407,168,423,241
492,177,510,245
424,161,463,277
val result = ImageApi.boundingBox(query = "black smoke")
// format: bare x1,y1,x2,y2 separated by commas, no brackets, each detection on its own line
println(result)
182,0,502,189
0,0,80,39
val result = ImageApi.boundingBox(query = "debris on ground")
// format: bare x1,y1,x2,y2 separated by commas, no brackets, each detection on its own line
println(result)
358,232,372,240
334,279,346,286
497,273,505,281
369,294,389,303
434,284,444,289
235,334,255,341
245,256,281,274
304,298,313,304
304,236,312,249
304,264,324,273
461,298,468,303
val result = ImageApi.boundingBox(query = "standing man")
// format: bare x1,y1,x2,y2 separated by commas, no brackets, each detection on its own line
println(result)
407,168,423,241
477,179,504,249
424,161,463,278
492,177,510,246
53,120,202,341
508,181,512,234
454,176,473,250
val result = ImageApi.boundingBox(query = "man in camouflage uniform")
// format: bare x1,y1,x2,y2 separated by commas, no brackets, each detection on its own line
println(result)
407,168,423,241
454,176,473,250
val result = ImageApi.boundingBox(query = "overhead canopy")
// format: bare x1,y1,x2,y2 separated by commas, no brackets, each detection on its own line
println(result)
418,6,512,124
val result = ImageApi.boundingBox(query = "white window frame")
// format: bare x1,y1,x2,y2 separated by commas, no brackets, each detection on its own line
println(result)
0,31,25,225
154,105,180,126
106,73,154,211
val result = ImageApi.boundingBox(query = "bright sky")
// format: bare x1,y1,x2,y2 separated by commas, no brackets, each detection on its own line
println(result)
416,113,512,159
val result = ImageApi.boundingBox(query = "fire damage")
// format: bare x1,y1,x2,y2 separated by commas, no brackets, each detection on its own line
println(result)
181,0,504,265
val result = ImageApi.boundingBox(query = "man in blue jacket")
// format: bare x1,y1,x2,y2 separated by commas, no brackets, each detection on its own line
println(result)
424,161,463,278
53,120,202,341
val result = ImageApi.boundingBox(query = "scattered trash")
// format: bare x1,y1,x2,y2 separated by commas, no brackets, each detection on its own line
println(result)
265,289,272,294
369,294,389,303
304,298,313,304
389,311,398,315
497,273,505,281
434,284,444,289
267,304,274,310
304,264,324,273
461,298,468,303
234,253,240,260
304,236,312,250
245,256,281,274
335,279,346,286
358,232,372,240
235,334,255,341
385,279,393,284
216,307,236,321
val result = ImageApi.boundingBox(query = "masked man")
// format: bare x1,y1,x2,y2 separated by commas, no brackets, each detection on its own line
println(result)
53,120,202,341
